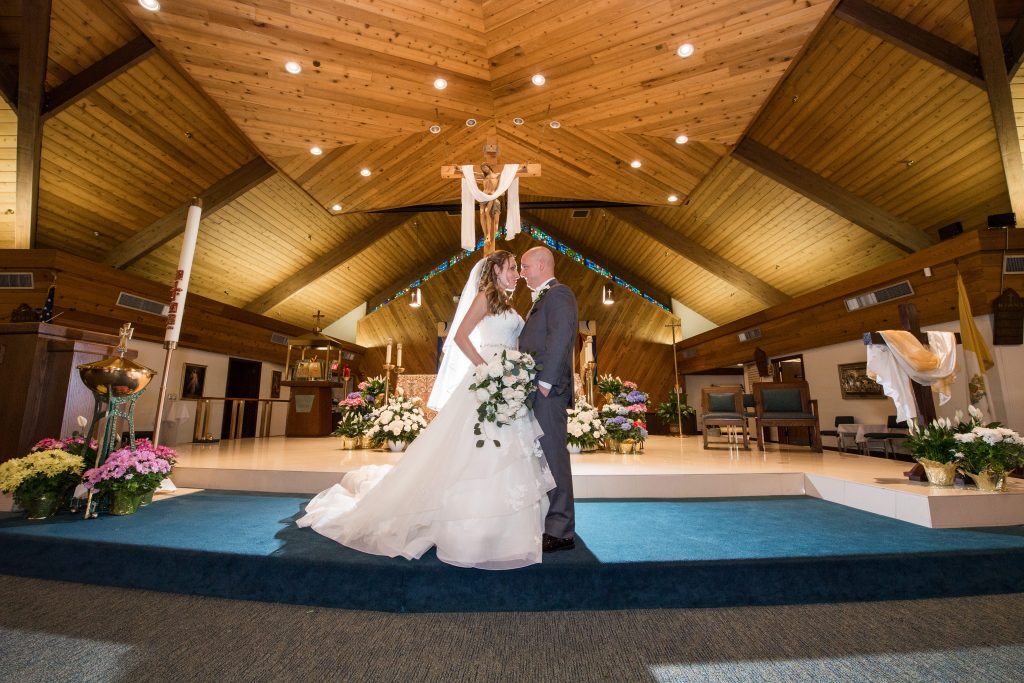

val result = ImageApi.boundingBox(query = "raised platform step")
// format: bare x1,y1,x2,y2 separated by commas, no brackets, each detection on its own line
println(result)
2,492,1023,613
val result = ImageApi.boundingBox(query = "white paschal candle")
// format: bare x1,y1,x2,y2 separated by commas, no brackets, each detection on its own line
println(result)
165,199,203,345
396,343,403,367
386,339,393,364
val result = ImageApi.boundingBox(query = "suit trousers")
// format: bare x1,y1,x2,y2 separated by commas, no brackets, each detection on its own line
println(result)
534,388,574,538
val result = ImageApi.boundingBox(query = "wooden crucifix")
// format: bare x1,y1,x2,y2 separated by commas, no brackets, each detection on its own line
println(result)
863,302,962,481
441,139,540,254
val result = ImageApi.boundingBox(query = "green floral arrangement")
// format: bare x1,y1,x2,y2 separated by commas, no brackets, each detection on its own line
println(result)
0,449,85,508
357,375,387,407
656,392,696,425
953,426,1024,475
596,374,625,397
332,408,367,438
904,406,984,464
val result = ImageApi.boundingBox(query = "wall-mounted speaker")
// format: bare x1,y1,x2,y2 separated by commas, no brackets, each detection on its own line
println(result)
988,212,1016,229
937,222,963,241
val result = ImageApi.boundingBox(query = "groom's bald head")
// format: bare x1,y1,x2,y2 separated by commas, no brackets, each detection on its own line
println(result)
521,247,554,289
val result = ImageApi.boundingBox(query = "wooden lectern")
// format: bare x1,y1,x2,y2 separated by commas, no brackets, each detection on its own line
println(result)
0,323,134,461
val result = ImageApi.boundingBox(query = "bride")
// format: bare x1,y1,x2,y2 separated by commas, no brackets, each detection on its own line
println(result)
297,250,556,570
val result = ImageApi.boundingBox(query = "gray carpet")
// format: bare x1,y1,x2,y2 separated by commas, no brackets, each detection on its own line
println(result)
1,575,1022,682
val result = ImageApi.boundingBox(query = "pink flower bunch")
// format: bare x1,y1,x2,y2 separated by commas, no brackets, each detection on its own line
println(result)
30,436,99,453
357,381,369,390
338,396,366,408
624,381,638,390
82,446,171,492
132,438,177,464
625,403,648,414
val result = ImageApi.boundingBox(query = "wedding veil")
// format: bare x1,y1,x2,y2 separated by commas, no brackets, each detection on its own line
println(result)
427,259,485,411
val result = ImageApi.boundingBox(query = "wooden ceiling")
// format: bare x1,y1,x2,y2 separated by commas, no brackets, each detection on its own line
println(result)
3,0,1024,349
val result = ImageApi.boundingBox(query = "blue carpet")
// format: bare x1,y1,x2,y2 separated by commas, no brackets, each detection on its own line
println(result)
1,492,1023,612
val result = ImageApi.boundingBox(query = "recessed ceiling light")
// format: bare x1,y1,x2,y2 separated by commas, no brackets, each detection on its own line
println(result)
310,146,323,156
668,195,678,202
675,134,689,144
433,78,448,90
466,118,477,127
630,160,642,168
331,204,342,212
531,74,546,86
677,43,695,58
284,61,302,74
512,117,524,126
138,0,160,10
360,168,372,177
549,120,560,129
429,124,441,134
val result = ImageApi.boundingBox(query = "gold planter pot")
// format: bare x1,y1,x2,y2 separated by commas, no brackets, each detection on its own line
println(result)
963,469,1007,492
340,435,360,450
916,457,958,487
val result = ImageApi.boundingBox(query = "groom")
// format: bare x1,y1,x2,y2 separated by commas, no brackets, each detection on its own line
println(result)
518,246,579,552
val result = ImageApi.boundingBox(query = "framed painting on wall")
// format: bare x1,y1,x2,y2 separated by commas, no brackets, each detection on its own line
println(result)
181,363,207,399
271,370,282,399
837,362,885,399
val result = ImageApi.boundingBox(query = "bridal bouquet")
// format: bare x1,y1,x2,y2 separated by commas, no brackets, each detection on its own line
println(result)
469,349,537,448
365,394,428,447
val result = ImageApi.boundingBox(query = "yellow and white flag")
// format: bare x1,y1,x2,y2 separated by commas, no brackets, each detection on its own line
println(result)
956,272,994,412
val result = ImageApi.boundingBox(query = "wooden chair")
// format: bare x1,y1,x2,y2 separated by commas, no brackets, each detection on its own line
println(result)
700,385,749,449
752,381,822,452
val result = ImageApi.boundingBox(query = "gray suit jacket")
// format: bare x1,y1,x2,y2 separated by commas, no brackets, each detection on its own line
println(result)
518,280,578,397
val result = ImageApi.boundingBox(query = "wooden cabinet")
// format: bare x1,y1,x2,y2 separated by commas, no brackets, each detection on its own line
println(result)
281,381,343,437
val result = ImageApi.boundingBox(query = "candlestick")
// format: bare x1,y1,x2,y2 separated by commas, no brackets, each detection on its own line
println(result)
396,342,403,368
385,338,393,364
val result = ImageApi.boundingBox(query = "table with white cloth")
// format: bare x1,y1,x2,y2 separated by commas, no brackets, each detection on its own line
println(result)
837,423,908,454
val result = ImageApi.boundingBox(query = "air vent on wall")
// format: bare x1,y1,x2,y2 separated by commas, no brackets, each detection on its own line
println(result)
116,292,168,317
270,333,289,345
737,327,762,343
1004,254,1024,274
446,208,460,216
681,348,698,359
572,209,590,218
0,272,33,288
844,280,914,311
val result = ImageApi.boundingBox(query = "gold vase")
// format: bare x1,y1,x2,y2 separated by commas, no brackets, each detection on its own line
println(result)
620,438,636,454
605,438,620,453
916,457,957,487
361,435,374,449
963,470,1007,492
340,436,358,450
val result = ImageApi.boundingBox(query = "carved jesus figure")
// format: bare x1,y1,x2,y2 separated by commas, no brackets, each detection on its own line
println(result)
478,163,501,254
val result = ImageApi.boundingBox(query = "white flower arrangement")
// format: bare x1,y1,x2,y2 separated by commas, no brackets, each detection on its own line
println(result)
365,394,428,446
468,349,537,447
567,400,606,448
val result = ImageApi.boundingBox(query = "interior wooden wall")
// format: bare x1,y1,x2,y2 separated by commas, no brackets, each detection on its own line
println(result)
676,229,1024,373
0,249,365,367
356,232,679,403
0,100,13,248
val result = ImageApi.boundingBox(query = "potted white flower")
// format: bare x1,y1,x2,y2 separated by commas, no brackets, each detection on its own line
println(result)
566,400,606,454
365,394,428,452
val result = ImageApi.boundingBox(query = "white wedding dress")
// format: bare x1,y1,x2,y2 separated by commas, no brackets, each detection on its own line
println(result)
297,310,556,570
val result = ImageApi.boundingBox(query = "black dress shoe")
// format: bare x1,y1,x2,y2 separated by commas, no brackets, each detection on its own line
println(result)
542,533,575,553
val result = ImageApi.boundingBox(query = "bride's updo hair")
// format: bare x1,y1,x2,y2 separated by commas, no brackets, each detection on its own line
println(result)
477,250,515,316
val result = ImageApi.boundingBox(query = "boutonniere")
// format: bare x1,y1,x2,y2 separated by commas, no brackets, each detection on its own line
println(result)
531,284,551,304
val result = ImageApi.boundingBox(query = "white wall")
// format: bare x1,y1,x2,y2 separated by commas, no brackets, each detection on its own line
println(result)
129,340,289,446
324,302,366,343
672,298,718,340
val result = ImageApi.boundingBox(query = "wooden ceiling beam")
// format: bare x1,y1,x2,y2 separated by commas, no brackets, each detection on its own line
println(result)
969,0,1024,222
103,157,275,269
244,212,416,315
732,138,934,253
833,0,984,88
520,211,672,310
606,207,790,307
42,34,156,121
14,0,50,249
0,61,17,112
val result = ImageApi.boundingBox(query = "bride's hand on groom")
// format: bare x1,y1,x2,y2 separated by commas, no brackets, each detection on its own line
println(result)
537,385,550,397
